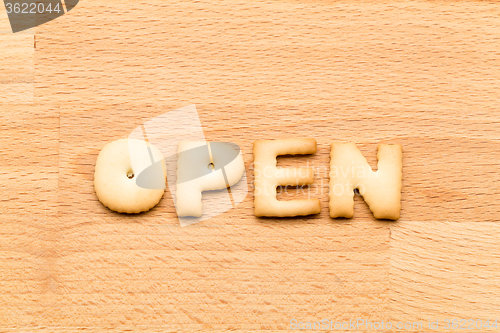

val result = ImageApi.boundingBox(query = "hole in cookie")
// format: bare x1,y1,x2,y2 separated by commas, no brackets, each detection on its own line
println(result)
127,172,134,179
208,162,214,169
353,188,360,195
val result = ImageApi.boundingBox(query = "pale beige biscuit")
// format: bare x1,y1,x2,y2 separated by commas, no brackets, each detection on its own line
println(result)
329,142,402,220
94,139,166,213
253,138,321,217
175,141,245,217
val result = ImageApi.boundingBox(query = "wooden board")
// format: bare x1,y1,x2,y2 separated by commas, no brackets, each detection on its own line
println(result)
0,8,33,104
1,0,500,331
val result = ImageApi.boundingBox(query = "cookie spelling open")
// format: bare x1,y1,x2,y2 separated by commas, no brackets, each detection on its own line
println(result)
94,138,402,220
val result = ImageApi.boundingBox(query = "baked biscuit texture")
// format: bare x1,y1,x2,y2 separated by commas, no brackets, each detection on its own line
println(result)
175,141,245,217
329,142,402,220
94,139,166,213
253,138,321,217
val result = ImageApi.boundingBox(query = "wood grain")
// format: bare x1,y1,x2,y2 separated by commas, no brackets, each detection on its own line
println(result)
390,222,500,323
0,7,34,103
2,0,500,331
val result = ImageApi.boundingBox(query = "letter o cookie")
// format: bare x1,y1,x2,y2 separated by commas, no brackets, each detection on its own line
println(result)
94,139,166,213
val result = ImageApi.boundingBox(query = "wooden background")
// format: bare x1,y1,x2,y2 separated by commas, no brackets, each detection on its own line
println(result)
1,0,500,331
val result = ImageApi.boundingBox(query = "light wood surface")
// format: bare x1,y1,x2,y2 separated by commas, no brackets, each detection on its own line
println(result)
1,0,500,331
